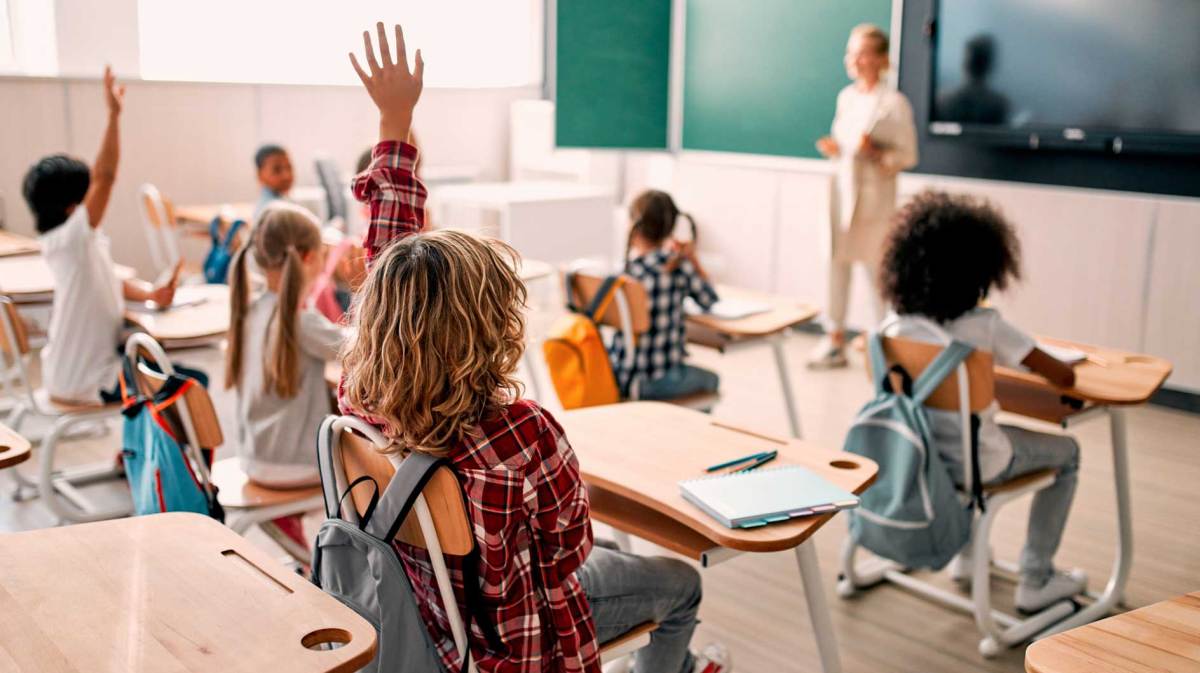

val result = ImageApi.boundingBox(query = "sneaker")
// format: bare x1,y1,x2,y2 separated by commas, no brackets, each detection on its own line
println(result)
1015,569,1088,613
806,336,848,370
948,550,972,587
693,642,732,673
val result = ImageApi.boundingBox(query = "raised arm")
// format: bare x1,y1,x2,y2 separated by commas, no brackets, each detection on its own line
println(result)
83,66,125,229
348,23,428,263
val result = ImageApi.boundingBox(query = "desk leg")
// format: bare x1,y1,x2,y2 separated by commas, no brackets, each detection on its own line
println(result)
795,542,842,673
1036,405,1133,638
770,334,803,439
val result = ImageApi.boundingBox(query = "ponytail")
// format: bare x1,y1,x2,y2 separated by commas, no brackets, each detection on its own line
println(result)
265,247,304,398
224,240,252,390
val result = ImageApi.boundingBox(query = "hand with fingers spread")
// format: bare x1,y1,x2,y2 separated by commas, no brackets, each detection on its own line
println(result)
103,65,126,117
349,22,425,143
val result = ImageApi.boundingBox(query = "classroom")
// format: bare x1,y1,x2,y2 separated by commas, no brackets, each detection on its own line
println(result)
0,1,1197,672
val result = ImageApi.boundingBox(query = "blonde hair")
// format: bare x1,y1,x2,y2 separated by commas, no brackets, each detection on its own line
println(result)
225,202,323,398
850,23,890,56
341,230,527,453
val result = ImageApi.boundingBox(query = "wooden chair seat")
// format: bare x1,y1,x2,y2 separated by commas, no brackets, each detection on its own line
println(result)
39,390,121,415
210,458,323,509
664,390,720,411
598,620,658,658
981,468,1058,497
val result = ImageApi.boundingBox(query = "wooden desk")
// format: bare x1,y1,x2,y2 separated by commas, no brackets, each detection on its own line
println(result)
561,401,877,673
0,230,40,258
0,255,135,304
686,284,820,438
1025,591,1200,673
0,513,375,672
0,421,31,469
125,284,230,347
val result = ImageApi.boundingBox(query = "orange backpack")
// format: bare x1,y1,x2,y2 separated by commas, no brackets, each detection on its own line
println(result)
542,273,625,410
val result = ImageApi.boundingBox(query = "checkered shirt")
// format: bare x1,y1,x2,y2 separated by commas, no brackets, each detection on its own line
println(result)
608,251,719,397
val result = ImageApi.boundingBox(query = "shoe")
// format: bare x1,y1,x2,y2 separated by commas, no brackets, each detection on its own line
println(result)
806,336,848,370
1015,569,1088,613
693,642,732,673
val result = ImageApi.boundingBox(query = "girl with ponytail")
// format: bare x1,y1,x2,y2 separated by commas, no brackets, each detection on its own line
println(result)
225,202,346,545
608,190,722,401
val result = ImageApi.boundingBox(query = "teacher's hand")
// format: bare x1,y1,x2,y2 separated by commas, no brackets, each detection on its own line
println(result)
816,136,840,158
858,134,884,162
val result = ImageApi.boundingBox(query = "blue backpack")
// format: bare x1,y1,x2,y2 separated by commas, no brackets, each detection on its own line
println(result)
203,216,245,284
843,333,983,570
119,355,223,520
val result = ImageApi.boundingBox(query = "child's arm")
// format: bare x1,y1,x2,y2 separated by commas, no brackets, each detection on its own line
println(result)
123,261,180,307
681,256,719,311
1021,348,1077,389
348,23,428,264
83,66,125,229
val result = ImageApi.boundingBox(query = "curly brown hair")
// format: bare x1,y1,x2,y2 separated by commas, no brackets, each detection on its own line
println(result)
340,230,527,453
880,190,1022,323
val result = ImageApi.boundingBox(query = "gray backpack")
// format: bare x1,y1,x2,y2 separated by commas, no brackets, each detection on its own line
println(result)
311,419,500,672
843,333,984,570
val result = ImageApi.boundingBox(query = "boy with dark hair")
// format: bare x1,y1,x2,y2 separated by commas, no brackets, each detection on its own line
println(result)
253,143,294,219
22,66,189,403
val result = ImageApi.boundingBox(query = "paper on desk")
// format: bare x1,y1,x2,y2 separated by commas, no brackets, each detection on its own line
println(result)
685,298,771,321
1037,342,1087,364
129,286,209,313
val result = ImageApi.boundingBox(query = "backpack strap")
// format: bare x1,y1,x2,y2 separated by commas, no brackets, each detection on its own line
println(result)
867,332,890,394
220,219,245,251
910,340,975,406
363,451,446,542
208,216,222,244
564,272,625,323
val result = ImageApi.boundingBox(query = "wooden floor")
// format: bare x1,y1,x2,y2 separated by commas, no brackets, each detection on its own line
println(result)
2,304,1198,673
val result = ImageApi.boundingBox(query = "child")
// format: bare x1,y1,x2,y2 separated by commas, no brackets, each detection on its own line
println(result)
21,65,199,404
609,190,720,400
253,144,294,220
879,190,1085,613
340,24,729,673
226,202,344,542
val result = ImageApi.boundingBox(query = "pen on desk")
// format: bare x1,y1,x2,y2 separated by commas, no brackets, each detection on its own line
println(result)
705,451,772,472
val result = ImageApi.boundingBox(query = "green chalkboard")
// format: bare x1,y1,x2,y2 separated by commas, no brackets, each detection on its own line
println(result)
555,0,672,149
682,0,892,158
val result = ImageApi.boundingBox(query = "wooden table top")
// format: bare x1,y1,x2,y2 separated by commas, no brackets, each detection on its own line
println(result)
1025,591,1200,673
0,230,40,258
124,284,230,344
560,401,877,555
0,255,135,302
0,513,376,672
0,421,31,469
687,284,819,347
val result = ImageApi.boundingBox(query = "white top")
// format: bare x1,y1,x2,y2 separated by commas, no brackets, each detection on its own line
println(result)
39,208,125,401
235,291,345,487
882,308,1036,482
829,84,918,264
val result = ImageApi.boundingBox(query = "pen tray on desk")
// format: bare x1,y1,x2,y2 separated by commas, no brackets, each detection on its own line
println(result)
679,465,859,529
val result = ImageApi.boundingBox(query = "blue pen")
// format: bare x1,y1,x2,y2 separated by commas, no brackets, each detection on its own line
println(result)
705,450,774,472
739,452,778,472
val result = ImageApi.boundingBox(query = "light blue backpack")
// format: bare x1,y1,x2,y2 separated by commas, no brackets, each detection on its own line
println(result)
843,333,983,570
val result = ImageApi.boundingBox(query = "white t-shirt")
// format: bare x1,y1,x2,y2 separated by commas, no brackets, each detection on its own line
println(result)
39,208,125,402
235,291,346,487
881,308,1036,482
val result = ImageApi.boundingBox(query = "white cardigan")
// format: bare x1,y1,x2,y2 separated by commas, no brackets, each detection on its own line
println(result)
828,84,919,265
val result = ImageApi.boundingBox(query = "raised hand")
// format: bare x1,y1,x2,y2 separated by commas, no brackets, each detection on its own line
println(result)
349,22,424,143
103,65,125,117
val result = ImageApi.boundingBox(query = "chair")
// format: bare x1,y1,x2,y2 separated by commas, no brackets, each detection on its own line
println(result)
567,270,720,410
0,296,126,522
319,415,655,673
139,184,183,276
837,333,1074,658
124,333,322,564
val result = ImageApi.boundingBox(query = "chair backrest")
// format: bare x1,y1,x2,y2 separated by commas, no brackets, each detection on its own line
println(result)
139,183,181,273
568,271,650,334
870,335,996,413
123,333,223,451
314,158,348,223
0,297,30,359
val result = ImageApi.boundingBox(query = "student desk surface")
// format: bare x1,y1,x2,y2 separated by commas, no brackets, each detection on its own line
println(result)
0,421,31,469
0,230,40,258
0,255,135,304
561,401,876,673
1025,591,1200,673
0,512,376,673
124,283,230,346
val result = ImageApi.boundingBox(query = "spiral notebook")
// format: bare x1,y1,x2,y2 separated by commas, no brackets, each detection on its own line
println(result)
679,465,860,529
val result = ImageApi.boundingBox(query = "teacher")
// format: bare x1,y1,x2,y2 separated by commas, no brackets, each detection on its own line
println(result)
808,23,918,369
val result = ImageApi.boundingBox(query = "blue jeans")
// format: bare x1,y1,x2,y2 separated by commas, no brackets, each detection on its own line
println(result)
638,365,719,401
577,543,701,673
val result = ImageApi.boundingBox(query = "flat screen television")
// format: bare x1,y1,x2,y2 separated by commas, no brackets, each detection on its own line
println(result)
927,0,1200,156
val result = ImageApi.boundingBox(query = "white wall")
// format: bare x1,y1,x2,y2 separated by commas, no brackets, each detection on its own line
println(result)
0,76,539,276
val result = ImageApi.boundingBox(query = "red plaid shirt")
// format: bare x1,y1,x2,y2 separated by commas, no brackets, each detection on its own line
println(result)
342,141,600,673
